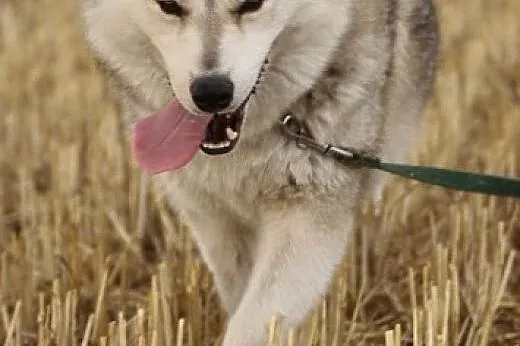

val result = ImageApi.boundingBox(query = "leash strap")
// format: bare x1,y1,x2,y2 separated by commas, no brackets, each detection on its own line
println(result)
280,115,520,198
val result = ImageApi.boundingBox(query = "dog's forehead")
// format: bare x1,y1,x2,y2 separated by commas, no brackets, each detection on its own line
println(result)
181,0,242,13
207,0,242,8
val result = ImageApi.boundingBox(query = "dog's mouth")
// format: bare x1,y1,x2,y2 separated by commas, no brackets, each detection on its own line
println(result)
132,58,268,174
200,59,268,156
200,106,245,155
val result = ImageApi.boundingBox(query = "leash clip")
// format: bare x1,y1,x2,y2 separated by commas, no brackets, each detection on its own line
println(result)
279,114,377,167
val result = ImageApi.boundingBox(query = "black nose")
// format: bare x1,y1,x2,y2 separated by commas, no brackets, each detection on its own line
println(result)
190,75,234,113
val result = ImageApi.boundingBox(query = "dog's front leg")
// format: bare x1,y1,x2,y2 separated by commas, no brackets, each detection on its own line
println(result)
222,200,353,346
180,208,254,315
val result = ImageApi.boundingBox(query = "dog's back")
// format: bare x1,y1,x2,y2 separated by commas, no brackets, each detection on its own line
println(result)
371,0,439,199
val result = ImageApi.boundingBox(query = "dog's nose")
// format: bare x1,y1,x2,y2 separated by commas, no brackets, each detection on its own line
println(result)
190,75,234,113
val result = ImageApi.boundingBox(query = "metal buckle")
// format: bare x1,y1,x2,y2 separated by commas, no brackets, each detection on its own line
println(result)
279,114,379,167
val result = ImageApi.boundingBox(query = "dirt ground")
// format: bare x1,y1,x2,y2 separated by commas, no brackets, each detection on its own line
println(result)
1,0,519,345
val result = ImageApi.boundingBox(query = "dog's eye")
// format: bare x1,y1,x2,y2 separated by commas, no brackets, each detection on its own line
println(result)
156,0,186,17
236,0,265,15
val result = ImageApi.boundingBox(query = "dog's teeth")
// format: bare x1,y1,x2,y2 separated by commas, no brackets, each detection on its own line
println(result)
202,141,231,149
226,127,239,140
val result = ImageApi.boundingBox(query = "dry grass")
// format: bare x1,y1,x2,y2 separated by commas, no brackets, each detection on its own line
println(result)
1,0,519,345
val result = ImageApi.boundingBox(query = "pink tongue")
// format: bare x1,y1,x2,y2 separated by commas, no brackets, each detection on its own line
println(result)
132,100,211,174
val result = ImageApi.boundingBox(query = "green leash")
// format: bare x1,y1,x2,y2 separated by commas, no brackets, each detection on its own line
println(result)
280,115,520,198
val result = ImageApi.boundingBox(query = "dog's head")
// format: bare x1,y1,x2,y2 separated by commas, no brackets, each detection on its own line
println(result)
128,0,305,158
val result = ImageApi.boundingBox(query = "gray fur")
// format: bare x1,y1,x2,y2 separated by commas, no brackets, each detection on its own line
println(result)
202,0,221,70
80,0,438,344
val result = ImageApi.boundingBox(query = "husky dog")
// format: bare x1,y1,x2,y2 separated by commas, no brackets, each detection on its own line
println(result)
80,0,438,344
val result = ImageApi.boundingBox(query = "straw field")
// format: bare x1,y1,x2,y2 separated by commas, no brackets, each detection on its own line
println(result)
0,0,519,345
